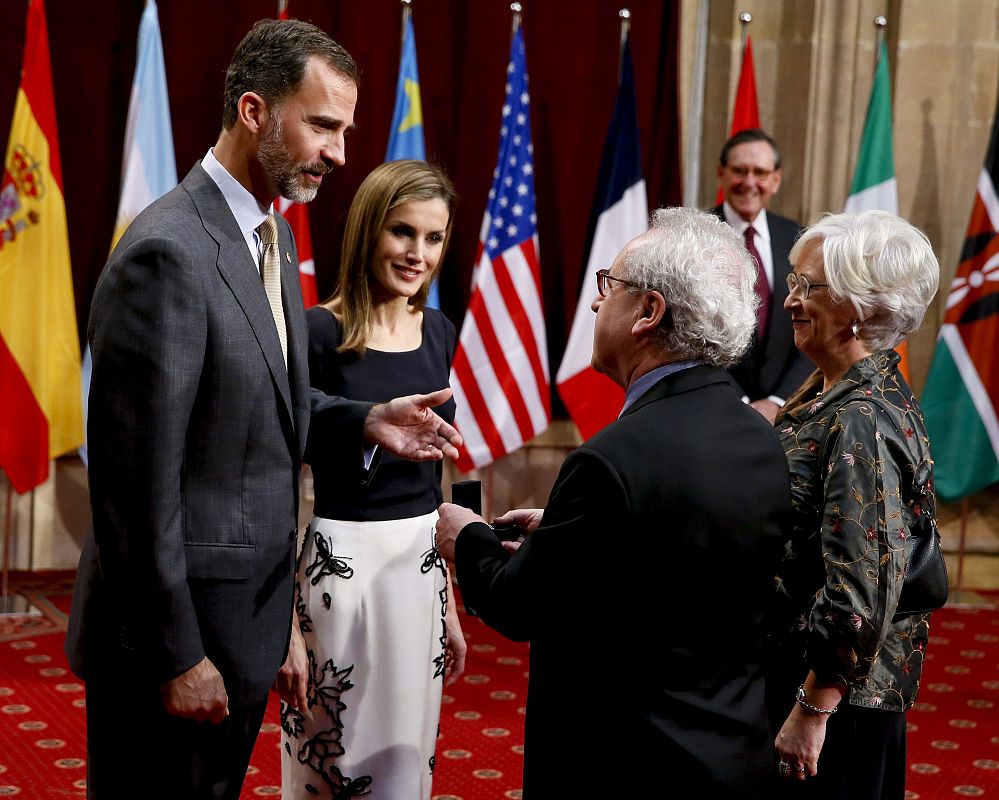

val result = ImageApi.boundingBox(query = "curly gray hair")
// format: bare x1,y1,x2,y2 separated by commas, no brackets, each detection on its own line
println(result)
621,207,758,367
790,211,940,350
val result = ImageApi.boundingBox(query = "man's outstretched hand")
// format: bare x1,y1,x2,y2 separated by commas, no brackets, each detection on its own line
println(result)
364,388,463,461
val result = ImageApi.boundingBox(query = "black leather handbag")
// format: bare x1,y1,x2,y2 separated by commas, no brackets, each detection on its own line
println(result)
893,483,948,621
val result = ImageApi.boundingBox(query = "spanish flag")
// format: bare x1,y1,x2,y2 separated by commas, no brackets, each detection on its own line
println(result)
0,0,83,494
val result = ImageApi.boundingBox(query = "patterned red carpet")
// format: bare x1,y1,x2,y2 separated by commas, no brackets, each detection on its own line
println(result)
0,572,996,799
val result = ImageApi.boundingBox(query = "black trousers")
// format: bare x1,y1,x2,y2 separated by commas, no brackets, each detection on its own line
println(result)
84,669,269,800
768,699,907,800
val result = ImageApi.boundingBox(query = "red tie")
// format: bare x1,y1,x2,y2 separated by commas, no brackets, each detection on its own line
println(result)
744,226,770,340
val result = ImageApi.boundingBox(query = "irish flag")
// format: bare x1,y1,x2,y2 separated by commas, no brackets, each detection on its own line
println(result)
921,102,999,502
843,39,910,377
0,0,83,494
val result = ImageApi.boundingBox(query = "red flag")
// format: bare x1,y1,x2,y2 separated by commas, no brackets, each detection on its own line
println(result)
450,25,549,471
276,197,318,307
715,36,760,205
0,0,83,493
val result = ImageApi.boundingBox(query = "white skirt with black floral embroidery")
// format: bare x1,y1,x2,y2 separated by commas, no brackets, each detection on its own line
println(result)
280,510,448,800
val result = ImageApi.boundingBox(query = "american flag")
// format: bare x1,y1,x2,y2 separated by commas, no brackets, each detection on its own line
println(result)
450,25,550,471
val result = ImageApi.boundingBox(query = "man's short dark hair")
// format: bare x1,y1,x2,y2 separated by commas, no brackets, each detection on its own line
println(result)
222,19,359,130
719,128,781,169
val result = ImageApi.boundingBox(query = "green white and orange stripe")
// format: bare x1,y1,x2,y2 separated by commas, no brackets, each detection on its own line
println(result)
0,0,82,493
843,39,911,378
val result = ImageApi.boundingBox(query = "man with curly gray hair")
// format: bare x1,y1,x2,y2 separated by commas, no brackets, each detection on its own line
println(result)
434,206,792,798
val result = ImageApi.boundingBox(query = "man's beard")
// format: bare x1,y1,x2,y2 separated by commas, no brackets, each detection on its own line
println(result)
258,115,328,204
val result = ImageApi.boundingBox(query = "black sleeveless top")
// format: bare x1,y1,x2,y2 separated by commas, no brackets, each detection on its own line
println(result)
304,306,457,522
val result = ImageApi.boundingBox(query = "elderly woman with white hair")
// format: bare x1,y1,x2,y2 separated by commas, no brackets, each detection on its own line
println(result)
767,210,941,799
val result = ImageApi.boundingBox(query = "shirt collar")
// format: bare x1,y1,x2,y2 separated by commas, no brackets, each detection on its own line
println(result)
722,202,770,244
202,148,273,237
621,360,702,415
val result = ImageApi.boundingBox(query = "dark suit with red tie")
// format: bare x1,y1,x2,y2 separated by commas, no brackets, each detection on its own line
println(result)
712,206,813,402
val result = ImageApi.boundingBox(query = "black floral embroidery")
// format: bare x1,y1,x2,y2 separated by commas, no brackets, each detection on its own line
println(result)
287,653,374,798
432,618,448,680
420,545,441,574
322,592,332,610
305,528,355,586
281,700,307,740
296,586,315,635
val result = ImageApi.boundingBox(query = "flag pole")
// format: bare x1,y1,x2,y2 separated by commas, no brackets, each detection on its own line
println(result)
1,480,18,614
873,15,887,72
400,0,412,45
277,0,288,18
683,0,709,207
618,9,631,84
511,2,522,36
955,496,969,596
738,11,751,59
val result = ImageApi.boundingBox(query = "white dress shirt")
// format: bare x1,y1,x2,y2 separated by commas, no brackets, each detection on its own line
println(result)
201,148,273,272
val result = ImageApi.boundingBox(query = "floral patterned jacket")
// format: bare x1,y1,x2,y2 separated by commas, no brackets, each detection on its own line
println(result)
773,350,933,712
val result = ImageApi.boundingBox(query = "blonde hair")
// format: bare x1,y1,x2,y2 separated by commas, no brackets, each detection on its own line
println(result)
329,160,457,354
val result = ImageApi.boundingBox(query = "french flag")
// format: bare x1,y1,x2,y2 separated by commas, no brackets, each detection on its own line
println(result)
556,38,647,440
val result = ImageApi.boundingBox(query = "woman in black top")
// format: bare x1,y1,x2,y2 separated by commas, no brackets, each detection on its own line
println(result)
280,160,465,800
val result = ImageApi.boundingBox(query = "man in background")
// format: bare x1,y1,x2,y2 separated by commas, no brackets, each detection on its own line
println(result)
67,19,460,799
713,127,813,423
435,208,790,798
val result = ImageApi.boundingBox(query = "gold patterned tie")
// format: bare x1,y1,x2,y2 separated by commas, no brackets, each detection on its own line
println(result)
257,213,288,366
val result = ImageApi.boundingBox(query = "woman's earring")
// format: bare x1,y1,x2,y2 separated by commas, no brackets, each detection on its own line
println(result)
851,320,861,338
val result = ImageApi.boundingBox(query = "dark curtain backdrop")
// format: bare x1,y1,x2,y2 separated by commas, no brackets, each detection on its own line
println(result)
0,0,681,416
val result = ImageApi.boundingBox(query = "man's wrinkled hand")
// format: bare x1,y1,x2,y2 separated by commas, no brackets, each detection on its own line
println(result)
160,657,229,724
364,389,463,462
493,507,544,533
435,502,485,561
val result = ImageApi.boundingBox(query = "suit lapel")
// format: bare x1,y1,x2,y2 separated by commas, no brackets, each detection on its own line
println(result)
182,165,295,424
763,214,796,366
275,213,311,458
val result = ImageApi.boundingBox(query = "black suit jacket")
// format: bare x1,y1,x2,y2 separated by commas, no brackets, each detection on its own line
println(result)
712,206,814,401
455,366,791,798
67,164,370,709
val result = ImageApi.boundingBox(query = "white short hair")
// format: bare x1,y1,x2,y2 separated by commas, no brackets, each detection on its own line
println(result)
790,210,940,350
623,207,758,367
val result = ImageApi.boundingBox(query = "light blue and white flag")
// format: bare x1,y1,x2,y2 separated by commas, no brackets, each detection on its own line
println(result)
81,0,176,466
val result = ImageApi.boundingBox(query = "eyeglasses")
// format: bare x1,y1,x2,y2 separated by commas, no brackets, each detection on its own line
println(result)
723,165,776,180
785,272,829,300
596,268,645,298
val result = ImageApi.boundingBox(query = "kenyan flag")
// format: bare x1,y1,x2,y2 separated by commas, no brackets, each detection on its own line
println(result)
921,100,999,501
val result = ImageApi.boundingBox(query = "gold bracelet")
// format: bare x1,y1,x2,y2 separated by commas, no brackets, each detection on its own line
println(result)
796,685,838,715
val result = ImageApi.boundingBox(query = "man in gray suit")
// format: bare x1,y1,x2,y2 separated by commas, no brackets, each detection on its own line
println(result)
66,19,461,799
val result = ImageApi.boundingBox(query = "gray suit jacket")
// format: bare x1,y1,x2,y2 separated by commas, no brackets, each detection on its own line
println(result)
67,164,369,708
